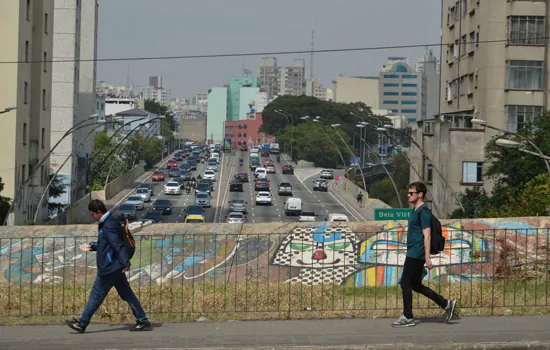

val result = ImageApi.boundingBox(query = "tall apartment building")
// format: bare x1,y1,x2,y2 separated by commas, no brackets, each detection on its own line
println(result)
50,0,98,207
378,57,420,122
227,76,260,121
416,50,441,120
410,0,550,217
259,57,306,98
149,76,162,89
142,85,171,106
306,79,328,100
0,0,55,224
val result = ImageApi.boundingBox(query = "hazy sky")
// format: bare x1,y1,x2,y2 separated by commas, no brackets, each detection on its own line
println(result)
97,0,441,99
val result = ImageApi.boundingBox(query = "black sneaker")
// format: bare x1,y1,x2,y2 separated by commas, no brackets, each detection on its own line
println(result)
65,319,86,334
130,321,152,331
444,300,457,323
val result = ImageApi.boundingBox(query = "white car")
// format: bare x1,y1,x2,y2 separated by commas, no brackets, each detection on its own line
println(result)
164,181,181,195
226,211,246,223
203,170,216,181
265,164,276,173
320,169,334,179
125,195,144,210
255,191,273,206
254,167,267,179
135,188,151,202
299,211,317,222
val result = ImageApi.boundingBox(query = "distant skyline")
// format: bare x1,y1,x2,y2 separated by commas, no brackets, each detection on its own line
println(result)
97,0,441,99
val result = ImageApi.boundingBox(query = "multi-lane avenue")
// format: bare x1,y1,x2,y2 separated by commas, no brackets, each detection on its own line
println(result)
110,150,365,224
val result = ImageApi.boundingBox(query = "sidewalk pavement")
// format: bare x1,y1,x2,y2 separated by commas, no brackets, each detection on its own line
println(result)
1,316,549,349
105,155,172,208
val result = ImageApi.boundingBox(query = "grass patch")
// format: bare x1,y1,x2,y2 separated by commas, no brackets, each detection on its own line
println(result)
1,278,549,325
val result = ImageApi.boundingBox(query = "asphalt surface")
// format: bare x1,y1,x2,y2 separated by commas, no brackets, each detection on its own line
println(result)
110,150,362,224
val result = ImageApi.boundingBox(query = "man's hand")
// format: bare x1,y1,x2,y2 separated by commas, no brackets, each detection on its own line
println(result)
425,258,433,270
79,243,92,252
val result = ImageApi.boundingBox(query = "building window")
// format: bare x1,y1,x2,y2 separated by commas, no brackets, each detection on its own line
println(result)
42,89,46,110
461,35,467,54
509,16,545,45
243,124,247,129
402,92,417,96
384,83,399,87
238,133,242,137
402,83,417,88
506,105,543,132
402,100,417,105
383,101,399,105
468,74,474,95
40,166,44,186
462,0,467,15
24,82,28,104
25,41,29,63
403,74,417,79
41,128,45,148
401,109,417,114
427,164,433,182
238,124,243,129
476,31,479,46
391,109,399,113
383,92,399,96
243,133,247,137
463,162,483,183
44,13,48,34
23,123,27,145
43,52,47,72
21,165,26,188
448,44,454,62
507,60,543,90
26,0,31,21
454,1,460,22
383,74,399,79
469,32,475,52
460,76,466,95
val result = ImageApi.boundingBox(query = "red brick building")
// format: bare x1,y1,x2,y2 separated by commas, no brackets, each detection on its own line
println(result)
223,113,276,150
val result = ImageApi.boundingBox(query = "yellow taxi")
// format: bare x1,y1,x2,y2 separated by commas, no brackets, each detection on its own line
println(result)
185,215,205,223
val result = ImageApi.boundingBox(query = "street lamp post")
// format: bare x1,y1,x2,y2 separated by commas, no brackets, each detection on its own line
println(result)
275,110,294,160
331,124,373,204
496,138,550,161
472,118,550,176
379,125,466,215
4,115,100,225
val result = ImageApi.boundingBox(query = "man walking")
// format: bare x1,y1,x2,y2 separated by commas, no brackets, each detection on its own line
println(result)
392,182,456,327
65,200,151,333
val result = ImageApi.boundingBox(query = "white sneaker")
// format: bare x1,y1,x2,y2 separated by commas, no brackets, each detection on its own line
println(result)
391,315,415,328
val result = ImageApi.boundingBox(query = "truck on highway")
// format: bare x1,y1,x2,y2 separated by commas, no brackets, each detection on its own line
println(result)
284,197,302,216
269,143,280,154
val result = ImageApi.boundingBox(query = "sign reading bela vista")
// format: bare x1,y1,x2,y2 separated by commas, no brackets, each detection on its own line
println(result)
374,208,413,221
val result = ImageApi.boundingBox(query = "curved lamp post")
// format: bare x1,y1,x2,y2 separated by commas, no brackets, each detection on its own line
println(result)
275,110,294,159
472,118,550,176
0,106,17,114
330,124,371,203
4,115,100,225
496,138,550,161
379,125,466,215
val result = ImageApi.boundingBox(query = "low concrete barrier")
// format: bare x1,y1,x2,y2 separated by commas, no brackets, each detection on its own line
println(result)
296,160,316,168
46,190,103,225
104,163,145,200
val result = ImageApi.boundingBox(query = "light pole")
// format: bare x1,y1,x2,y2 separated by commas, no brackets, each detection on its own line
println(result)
331,124,372,203
0,106,17,114
379,125,466,215
472,118,550,176
496,138,550,162
4,115,100,225
275,110,294,160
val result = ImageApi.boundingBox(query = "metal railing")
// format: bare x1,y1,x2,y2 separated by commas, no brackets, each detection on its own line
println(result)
0,228,549,323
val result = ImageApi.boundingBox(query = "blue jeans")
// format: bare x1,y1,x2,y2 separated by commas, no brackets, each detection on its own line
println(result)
79,270,148,327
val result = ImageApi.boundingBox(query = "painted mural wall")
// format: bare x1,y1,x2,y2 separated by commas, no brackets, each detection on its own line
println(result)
0,218,548,287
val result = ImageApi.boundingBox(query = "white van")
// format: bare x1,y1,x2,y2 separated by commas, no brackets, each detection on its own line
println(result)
328,213,350,222
254,167,267,179
210,153,220,163
285,197,303,216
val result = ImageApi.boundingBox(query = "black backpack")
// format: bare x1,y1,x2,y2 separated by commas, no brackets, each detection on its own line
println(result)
122,219,136,260
417,207,445,255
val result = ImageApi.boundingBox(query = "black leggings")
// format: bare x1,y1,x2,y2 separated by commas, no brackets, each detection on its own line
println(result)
400,257,447,319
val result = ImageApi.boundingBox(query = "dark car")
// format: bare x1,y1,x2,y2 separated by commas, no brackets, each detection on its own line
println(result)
313,179,329,192
230,180,243,192
179,169,191,181
173,154,183,161
169,168,182,177
140,210,163,223
138,183,154,196
152,199,172,215
195,182,211,196
234,172,249,183
254,178,270,191
282,165,295,175
187,159,197,170
179,163,190,171
250,161,259,172
185,205,204,217
117,203,137,220
174,177,186,188
199,179,214,191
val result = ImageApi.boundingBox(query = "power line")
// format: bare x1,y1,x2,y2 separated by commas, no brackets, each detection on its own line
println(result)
1,37,545,65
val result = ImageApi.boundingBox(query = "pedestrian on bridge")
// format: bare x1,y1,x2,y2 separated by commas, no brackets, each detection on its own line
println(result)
392,182,456,328
356,192,363,207
65,200,151,334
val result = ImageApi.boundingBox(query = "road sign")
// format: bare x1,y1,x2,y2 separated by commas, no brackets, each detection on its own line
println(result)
374,208,413,221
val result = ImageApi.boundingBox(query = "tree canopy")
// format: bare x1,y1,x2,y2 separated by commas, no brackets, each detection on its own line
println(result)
144,99,176,139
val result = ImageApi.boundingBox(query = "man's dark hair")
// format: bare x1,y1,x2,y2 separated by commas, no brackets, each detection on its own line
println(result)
88,199,107,213
408,181,427,199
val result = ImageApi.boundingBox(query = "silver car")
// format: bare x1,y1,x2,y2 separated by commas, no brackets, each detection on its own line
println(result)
135,188,151,202
228,198,247,213
126,195,144,210
194,191,211,207
226,211,246,223
206,162,218,172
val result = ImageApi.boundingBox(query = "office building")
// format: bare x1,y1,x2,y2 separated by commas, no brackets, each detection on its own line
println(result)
259,57,306,98
0,0,55,224
50,0,98,206
206,87,228,143
378,57,420,122
333,76,379,108
410,0,550,217
416,50,440,120
149,76,162,89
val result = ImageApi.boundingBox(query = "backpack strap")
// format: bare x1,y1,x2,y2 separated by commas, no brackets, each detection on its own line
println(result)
416,206,430,228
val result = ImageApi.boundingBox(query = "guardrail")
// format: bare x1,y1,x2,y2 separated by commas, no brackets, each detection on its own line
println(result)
0,228,548,323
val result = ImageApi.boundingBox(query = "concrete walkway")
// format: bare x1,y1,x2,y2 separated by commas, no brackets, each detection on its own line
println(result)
0,316,549,349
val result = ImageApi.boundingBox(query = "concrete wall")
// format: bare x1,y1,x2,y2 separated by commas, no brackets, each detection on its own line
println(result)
104,163,145,200
296,160,316,168
0,217,548,287
46,190,103,225
333,76,379,108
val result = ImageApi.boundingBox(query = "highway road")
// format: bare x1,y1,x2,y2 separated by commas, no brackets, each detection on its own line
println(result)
110,150,364,223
